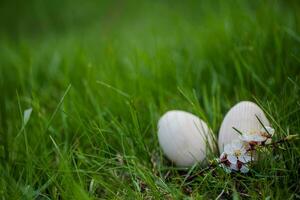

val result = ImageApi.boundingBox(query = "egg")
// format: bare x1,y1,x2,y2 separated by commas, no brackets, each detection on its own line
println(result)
218,101,270,153
157,110,215,167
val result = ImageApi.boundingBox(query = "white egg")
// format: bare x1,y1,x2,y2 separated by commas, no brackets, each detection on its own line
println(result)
158,110,215,167
218,101,270,153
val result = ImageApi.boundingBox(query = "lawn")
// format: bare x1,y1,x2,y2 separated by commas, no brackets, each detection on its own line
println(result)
0,0,300,199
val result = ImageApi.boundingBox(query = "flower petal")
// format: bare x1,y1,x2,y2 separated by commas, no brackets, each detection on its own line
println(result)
239,154,252,163
231,140,243,149
265,138,272,144
219,152,227,160
241,134,256,142
265,126,275,136
230,163,239,171
237,142,244,149
253,135,267,142
224,144,234,154
240,165,249,173
240,147,247,154
227,155,237,165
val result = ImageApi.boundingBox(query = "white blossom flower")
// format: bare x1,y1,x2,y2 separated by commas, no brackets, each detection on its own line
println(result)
223,140,252,165
240,126,275,144
219,140,252,173
218,126,275,174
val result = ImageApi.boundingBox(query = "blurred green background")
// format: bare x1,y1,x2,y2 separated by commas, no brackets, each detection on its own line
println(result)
0,0,300,199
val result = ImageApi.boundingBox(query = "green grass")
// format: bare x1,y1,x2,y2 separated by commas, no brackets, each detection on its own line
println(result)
0,0,300,199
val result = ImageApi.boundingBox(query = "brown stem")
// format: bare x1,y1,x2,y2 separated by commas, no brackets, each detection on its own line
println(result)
185,163,217,181
263,137,289,148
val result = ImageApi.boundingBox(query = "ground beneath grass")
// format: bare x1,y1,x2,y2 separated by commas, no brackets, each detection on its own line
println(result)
0,0,300,199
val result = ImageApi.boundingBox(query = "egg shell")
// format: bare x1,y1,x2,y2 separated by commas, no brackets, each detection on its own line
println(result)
158,110,215,167
218,101,270,153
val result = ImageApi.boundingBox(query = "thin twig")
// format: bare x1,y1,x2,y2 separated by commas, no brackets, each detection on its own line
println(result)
185,163,217,181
